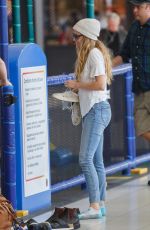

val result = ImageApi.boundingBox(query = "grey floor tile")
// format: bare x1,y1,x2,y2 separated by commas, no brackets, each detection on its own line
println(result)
35,173,150,230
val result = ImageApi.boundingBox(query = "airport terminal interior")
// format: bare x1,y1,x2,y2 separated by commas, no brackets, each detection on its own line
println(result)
0,0,150,229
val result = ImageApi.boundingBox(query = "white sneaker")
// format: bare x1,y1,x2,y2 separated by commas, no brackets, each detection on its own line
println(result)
78,207,102,220
71,102,81,126
52,91,79,102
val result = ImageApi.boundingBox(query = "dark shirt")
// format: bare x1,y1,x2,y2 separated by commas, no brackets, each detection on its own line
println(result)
119,19,150,94
100,28,127,56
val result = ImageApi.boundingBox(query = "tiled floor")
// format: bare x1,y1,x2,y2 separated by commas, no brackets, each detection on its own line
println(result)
35,173,150,230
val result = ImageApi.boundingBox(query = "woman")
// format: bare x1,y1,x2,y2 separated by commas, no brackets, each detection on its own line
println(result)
65,18,112,220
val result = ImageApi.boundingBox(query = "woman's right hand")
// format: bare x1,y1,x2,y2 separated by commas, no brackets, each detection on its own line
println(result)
64,80,79,90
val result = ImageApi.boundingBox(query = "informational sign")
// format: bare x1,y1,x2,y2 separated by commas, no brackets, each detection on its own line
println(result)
21,66,50,197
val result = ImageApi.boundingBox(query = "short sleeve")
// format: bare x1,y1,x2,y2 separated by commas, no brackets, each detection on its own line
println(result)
88,48,106,78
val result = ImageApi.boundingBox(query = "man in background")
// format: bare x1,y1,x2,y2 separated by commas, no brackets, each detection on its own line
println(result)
100,12,127,56
113,0,150,185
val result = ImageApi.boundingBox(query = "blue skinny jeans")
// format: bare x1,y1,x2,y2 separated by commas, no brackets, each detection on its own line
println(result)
79,101,111,203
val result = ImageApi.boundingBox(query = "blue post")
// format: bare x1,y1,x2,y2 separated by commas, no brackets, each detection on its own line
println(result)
27,0,34,42
0,0,17,208
123,71,136,174
0,87,4,193
1,85,17,208
0,0,9,73
86,0,95,18
12,0,21,43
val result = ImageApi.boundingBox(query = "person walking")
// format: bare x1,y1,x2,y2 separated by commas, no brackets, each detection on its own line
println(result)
65,18,112,219
113,0,150,185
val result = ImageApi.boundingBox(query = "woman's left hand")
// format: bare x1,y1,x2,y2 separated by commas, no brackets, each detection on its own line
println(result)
64,80,79,89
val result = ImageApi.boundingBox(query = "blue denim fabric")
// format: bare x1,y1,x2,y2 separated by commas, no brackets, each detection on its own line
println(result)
79,101,111,203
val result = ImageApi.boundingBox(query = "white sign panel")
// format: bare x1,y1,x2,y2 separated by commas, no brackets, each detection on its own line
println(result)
21,66,50,197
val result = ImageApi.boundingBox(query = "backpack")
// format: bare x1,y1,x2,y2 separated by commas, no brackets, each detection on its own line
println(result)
0,194,17,230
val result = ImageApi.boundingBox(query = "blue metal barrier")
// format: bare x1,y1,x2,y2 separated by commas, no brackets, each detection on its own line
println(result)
124,71,136,162
48,64,150,193
1,85,17,208
0,0,9,73
0,0,17,208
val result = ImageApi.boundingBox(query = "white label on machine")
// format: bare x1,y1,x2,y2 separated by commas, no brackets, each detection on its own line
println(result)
21,66,50,197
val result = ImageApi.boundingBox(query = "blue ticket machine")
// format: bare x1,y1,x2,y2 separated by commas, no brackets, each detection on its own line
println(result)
8,43,51,213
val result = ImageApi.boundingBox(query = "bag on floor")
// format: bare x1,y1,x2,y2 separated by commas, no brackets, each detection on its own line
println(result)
0,194,17,229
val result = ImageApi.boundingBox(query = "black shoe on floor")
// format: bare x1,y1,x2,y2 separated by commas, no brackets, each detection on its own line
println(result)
28,222,51,230
46,207,80,229
46,207,65,223
58,208,80,229
25,218,38,227
148,180,150,186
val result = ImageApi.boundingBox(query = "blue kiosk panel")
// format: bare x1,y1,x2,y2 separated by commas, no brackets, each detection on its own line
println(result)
8,43,51,213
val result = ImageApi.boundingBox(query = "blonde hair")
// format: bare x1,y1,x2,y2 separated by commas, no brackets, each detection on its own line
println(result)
75,37,112,85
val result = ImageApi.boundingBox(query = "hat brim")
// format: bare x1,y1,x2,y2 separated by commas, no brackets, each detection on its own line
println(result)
128,0,142,4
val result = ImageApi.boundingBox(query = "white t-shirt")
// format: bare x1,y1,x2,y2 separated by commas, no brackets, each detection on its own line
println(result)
78,48,109,117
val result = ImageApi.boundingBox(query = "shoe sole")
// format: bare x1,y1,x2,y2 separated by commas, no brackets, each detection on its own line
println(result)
71,103,81,126
52,93,79,102
78,214,102,220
